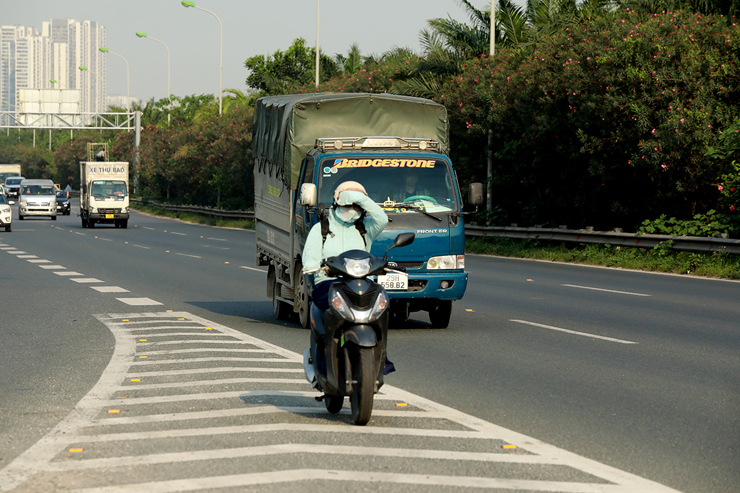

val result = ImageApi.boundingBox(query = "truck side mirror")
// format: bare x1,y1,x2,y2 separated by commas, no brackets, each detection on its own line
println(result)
300,183,317,206
468,182,484,206
383,232,415,260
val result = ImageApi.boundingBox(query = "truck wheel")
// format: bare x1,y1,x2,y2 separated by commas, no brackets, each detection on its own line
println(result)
51,215,57,221
273,279,291,320
88,219,95,228
5,224,10,232
81,217,87,228
429,300,453,328
122,220,128,229
295,262,311,330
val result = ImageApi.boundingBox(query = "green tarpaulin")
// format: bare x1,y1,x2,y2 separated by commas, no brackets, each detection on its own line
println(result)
253,93,449,190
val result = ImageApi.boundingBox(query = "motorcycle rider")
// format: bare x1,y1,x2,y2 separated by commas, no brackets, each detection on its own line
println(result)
302,181,388,310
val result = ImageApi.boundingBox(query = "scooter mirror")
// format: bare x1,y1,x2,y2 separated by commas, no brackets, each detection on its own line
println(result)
383,232,415,260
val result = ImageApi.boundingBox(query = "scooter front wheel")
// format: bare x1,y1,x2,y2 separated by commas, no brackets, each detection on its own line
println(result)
350,346,375,426
325,394,343,413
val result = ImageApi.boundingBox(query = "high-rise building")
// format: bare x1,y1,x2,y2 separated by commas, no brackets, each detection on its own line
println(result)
0,18,105,120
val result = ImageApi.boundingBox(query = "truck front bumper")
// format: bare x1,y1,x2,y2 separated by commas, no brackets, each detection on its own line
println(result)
386,271,468,301
89,211,129,222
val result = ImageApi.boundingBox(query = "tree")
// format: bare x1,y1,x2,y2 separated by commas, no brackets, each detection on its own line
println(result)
244,38,340,96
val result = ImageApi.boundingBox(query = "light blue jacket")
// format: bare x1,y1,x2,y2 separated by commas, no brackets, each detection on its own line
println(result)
302,190,388,285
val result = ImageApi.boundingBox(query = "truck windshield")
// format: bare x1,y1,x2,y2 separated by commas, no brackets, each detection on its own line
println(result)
318,157,459,213
91,180,128,198
0,173,20,182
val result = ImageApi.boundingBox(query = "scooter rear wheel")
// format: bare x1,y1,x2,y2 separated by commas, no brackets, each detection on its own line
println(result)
325,394,343,413
350,346,375,426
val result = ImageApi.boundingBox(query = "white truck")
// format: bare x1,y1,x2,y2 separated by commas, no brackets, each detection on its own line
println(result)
79,161,130,228
0,164,21,184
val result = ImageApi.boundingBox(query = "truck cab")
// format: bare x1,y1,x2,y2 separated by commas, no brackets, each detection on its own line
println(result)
295,137,468,328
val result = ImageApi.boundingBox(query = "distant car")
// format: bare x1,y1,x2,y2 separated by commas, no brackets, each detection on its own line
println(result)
56,189,71,215
3,176,25,200
18,179,57,220
0,193,11,232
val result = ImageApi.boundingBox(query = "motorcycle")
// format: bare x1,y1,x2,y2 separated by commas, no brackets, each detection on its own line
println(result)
303,232,415,425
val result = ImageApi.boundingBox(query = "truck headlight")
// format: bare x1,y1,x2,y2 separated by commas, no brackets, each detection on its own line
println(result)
427,255,464,269
91,207,97,213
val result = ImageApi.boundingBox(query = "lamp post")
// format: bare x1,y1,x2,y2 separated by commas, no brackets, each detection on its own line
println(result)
315,0,320,88
487,0,495,214
136,31,171,123
181,1,222,115
99,47,130,114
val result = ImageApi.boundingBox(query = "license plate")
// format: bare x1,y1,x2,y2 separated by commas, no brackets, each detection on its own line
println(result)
105,214,114,219
378,272,408,290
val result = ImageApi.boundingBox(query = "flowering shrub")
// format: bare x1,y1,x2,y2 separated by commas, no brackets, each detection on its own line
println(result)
441,10,740,231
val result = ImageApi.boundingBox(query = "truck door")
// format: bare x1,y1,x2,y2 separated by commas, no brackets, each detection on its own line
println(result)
295,157,316,247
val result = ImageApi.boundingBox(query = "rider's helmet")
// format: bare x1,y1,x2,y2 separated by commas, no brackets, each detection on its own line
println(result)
333,181,367,204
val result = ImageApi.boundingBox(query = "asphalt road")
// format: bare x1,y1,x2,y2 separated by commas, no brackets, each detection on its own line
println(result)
0,203,737,492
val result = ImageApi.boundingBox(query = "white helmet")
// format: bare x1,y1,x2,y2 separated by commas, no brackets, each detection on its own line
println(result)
333,181,367,203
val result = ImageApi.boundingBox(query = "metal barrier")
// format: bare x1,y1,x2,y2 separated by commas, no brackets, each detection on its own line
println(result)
128,200,739,255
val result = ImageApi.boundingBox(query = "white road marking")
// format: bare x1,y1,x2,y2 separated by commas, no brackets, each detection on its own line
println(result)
203,245,230,250
240,265,267,273
97,237,113,242
115,298,162,306
136,340,258,346
90,286,130,293
175,253,201,258
170,231,186,236
75,232,85,235
133,244,150,249
6,250,25,254
39,264,65,269
0,312,676,493
74,470,631,492
54,271,83,276
207,237,227,241
27,259,50,263
17,255,37,258
143,227,154,230
129,356,295,365
0,247,16,250
71,278,104,283
510,320,638,344
561,284,651,297
137,348,271,355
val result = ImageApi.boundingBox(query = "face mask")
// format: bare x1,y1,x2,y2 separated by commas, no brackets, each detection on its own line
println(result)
337,206,358,223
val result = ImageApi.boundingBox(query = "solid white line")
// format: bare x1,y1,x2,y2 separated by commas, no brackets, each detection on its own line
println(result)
126,367,303,377
119,325,206,331
64,423,486,443
128,356,296,365
74,470,626,493
510,320,637,344
240,266,267,273
561,284,651,297
115,377,308,390
123,332,235,338
137,348,270,355
136,340,257,346
45,443,554,472
175,253,201,258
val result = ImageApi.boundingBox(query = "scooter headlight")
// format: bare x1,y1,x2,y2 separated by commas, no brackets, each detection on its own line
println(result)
344,258,371,278
330,289,354,320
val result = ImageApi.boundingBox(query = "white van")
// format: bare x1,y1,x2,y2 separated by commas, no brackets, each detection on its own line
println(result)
19,179,57,220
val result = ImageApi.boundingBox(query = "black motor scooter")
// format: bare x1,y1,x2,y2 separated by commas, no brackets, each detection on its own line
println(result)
303,232,414,425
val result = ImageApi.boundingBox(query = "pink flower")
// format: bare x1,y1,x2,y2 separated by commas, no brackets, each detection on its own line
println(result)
661,164,666,168
731,205,736,211
718,186,724,191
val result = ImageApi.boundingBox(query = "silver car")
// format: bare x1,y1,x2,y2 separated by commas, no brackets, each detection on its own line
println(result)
18,179,57,220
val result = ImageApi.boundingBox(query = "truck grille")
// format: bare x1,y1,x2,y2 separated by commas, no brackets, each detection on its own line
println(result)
98,208,119,214
393,261,423,270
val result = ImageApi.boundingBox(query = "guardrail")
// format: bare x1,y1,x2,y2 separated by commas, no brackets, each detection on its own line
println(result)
465,225,740,254
128,200,739,255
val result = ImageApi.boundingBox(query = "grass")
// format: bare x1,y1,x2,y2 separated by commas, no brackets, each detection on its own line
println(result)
130,203,254,230
130,204,740,280
466,236,740,280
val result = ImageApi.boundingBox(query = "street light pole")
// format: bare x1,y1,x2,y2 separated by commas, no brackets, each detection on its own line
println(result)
487,0,495,214
136,32,171,123
181,1,222,115
99,48,130,115
315,0,320,89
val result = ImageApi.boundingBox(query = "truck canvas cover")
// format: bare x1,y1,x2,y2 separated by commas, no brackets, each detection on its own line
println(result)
253,93,449,189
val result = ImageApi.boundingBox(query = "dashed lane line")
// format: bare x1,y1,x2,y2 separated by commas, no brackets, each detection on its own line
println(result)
240,265,267,273
561,284,652,297
175,253,201,258
510,320,638,344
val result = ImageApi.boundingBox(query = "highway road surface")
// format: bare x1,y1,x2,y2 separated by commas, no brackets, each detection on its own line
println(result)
0,204,737,492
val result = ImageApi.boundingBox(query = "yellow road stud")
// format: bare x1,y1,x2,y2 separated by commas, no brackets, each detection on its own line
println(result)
130,379,140,382
396,403,408,407
108,410,120,414
139,356,148,359
69,448,83,453
503,445,517,449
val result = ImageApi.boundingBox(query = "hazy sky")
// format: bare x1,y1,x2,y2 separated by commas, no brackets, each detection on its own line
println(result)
0,0,517,103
